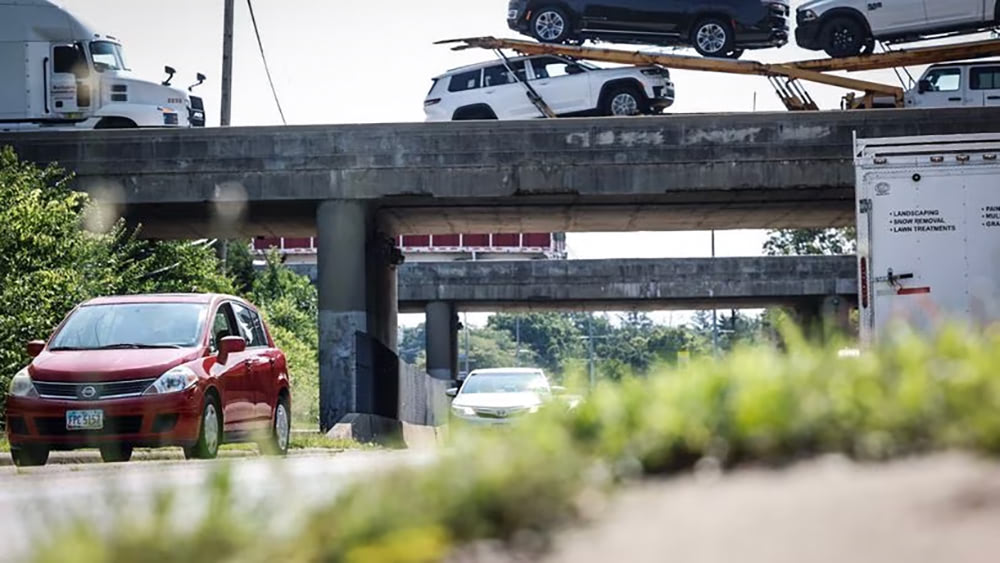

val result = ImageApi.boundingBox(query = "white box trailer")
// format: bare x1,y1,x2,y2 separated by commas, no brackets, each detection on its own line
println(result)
855,132,1000,345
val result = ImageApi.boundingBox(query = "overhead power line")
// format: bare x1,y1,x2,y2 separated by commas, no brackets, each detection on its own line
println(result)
246,0,287,125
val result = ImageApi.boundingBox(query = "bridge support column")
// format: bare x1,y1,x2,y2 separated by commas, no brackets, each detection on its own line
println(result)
793,295,854,341
317,200,402,436
425,301,458,383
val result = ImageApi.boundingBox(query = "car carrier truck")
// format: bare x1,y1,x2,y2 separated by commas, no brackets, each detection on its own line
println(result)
0,0,205,131
855,133,1000,345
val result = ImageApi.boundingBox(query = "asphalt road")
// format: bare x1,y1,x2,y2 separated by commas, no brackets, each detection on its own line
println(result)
0,448,430,562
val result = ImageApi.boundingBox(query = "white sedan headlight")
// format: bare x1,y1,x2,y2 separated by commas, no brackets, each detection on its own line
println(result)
144,366,197,395
8,368,38,398
451,405,475,416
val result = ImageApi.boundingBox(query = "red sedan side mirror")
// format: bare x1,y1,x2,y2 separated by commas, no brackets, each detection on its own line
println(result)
218,336,246,364
26,340,45,358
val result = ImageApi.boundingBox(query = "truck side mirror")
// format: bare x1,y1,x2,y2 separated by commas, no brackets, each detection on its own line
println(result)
917,79,932,94
189,73,206,92
162,65,176,86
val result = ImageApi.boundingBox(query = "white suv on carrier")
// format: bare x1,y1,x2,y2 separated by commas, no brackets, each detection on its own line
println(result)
424,55,675,121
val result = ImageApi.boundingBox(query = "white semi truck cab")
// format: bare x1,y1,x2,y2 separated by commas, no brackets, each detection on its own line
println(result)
0,0,205,131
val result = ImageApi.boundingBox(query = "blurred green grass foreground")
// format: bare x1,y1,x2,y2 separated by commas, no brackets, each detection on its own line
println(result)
33,326,1000,563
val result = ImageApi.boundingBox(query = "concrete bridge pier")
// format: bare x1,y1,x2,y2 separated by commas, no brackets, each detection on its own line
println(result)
316,200,402,434
425,301,459,383
793,295,855,341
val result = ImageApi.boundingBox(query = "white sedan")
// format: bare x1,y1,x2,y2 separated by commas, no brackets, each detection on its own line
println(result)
446,367,562,425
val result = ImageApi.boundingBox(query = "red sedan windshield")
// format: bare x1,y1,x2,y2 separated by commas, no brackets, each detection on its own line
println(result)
49,303,207,350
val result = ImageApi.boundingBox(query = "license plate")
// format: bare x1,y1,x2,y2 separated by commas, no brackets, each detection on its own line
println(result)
66,409,103,430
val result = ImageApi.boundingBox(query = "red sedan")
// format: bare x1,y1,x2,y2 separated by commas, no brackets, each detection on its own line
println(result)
5,294,291,466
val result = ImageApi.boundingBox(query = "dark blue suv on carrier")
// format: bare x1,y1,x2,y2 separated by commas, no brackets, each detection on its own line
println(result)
507,0,789,59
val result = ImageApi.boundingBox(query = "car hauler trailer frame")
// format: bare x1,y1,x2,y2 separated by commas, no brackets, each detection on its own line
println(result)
440,36,1000,111
854,133,1000,345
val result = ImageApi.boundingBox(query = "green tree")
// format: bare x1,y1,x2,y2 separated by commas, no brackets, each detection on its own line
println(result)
249,250,319,426
763,227,857,256
225,239,257,295
122,239,235,295
399,324,426,366
0,148,235,415
689,309,766,354
487,313,583,372
464,327,535,372
250,248,317,322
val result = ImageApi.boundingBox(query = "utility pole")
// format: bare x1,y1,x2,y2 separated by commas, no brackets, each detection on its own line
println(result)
587,315,595,389
711,230,718,357
515,315,521,366
463,311,470,375
217,0,235,270
221,0,234,127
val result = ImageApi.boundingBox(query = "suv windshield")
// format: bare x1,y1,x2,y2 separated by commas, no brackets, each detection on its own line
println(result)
49,303,207,350
89,41,128,72
460,373,549,394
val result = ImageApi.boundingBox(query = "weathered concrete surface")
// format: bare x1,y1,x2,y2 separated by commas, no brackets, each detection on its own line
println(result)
398,361,449,427
3,108,997,237
285,256,857,313
326,413,401,444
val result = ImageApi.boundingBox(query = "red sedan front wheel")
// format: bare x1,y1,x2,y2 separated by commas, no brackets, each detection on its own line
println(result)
184,395,221,460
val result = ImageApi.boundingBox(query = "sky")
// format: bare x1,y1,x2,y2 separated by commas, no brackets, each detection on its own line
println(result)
55,1,990,326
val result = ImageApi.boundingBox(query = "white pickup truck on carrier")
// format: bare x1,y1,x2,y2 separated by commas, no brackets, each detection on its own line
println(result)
855,133,1000,345
0,0,205,131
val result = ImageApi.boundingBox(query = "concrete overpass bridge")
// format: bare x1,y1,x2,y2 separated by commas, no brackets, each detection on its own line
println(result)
1,108,993,432
287,255,857,312
295,255,859,383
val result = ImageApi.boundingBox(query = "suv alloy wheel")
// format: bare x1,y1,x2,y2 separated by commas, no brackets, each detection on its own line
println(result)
531,7,572,43
692,19,735,58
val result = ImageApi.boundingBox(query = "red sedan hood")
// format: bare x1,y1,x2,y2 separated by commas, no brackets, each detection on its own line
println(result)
29,348,203,383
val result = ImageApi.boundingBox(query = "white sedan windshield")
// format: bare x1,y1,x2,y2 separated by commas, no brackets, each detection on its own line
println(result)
460,374,548,394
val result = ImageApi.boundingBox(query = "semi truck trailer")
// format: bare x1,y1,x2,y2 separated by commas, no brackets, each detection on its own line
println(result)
855,133,1000,344
0,0,205,131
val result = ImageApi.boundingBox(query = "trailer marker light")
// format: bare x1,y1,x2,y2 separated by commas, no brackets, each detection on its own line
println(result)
930,155,944,163
957,154,970,162
984,154,997,161
860,257,868,309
